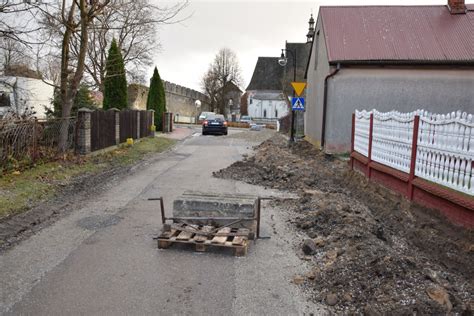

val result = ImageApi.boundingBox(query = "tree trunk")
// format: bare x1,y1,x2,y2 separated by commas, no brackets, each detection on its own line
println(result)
58,3,75,153
58,0,90,153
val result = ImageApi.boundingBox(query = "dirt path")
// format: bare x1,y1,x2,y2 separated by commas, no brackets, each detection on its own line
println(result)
214,134,473,314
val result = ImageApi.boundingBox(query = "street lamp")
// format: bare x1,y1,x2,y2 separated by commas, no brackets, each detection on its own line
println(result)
278,48,297,142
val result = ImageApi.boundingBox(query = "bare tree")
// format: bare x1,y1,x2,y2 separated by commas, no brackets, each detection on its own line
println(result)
201,48,242,115
201,68,219,112
0,1,43,45
72,0,189,91
0,38,30,72
33,0,111,151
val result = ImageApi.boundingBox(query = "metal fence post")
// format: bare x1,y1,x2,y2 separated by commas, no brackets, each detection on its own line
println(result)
408,115,420,200
367,113,374,178
32,118,38,162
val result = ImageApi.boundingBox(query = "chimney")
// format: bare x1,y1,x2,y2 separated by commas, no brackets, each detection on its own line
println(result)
448,0,466,14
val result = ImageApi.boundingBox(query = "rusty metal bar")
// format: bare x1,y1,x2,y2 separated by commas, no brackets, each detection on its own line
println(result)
166,216,255,221
148,197,166,224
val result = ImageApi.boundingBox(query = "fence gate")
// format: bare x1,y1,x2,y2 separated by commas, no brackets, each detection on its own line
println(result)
90,110,116,152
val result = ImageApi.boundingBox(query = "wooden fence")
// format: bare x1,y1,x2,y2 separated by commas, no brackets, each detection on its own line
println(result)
351,109,473,227
140,110,153,138
77,108,154,154
91,110,116,152
119,110,138,143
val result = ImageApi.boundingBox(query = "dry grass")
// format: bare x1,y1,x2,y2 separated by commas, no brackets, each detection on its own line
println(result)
0,137,176,219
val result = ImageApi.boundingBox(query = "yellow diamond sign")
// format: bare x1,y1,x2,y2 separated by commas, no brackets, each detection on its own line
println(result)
291,82,306,96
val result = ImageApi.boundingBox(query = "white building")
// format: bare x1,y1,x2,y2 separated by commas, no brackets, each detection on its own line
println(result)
247,91,288,120
0,76,54,119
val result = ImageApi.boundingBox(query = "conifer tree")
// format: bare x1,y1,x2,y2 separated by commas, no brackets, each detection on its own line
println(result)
146,66,166,131
103,38,128,109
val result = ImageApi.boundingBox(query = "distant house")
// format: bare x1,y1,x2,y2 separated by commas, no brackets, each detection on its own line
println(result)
305,0,474,153
247,91,288,120
221,81,243,119
245,15,313,128
245,57,286,122
0,76,54,119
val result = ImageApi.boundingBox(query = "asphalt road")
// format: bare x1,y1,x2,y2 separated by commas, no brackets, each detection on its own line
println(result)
1,127,321,315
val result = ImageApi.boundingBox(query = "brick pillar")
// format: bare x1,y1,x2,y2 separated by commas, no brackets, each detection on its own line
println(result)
149,110,155,127
350,113,355,170
408,115,420,200
108,108,120,145
367,113,374,178
136,111,141,139
77,108,92,155
149,110,155,137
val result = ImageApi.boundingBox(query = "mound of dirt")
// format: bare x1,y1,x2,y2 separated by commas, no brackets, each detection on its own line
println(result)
214,135,473,314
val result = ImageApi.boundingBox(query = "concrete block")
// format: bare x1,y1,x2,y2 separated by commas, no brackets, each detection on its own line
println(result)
173,191,257,218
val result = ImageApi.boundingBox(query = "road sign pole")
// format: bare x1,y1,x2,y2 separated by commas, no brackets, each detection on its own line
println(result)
290,92,295,143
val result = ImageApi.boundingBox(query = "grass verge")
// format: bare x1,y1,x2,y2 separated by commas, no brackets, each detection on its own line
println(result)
0,137,176,220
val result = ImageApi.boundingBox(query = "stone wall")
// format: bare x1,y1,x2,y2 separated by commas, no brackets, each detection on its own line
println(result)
128,84,148,110
127,81,210,117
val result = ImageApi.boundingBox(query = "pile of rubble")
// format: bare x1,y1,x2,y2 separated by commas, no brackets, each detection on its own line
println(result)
214,135,473,314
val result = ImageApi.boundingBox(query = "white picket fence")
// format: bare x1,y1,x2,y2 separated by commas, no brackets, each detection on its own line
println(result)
354,110,371,157
372,110,415,173
354,109,474,196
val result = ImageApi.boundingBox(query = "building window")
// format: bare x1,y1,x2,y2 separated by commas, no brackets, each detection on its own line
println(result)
263,109,267,118
0,92,10,107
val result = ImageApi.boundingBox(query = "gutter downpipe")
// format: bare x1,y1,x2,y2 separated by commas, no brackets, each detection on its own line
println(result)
321,63,341,149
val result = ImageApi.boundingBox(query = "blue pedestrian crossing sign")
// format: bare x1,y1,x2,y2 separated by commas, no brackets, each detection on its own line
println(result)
291,97,305,111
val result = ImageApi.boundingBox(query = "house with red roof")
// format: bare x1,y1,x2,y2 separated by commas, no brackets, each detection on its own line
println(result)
305,0,474,153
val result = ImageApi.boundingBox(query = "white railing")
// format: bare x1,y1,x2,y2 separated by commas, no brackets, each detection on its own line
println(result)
354,110,371,157
372,110,415,173
415,111,474,195
353,109,474,196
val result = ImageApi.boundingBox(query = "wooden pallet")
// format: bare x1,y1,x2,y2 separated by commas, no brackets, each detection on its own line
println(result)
157,223,250,256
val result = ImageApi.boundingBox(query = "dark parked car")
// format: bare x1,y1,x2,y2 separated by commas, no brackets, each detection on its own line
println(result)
202,114,228,135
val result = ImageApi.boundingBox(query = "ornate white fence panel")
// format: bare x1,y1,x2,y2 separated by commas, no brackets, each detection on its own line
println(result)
415,111,474,196
354,110,371,157
371,110,416,173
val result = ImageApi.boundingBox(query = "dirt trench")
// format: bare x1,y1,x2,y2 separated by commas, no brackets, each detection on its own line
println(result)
214,134,473,315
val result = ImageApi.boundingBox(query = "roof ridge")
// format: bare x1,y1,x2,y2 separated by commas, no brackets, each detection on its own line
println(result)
320,5,449,9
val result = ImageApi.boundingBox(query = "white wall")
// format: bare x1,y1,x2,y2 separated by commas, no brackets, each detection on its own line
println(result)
0,76,54,119
247,91,288,119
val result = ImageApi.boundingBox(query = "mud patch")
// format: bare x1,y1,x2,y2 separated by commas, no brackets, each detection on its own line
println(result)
214,134,474,314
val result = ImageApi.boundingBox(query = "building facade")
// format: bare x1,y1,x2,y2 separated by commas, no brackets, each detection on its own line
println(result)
305,2,474,153
0,76,54,119
247,91,288,120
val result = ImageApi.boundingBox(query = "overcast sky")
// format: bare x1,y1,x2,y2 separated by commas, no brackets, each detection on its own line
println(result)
151,0,451,92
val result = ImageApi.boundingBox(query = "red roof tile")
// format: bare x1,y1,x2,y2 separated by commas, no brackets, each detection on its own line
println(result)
320,5,474,64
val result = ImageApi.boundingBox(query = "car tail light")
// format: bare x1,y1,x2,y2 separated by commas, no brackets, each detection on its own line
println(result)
203,120,208,126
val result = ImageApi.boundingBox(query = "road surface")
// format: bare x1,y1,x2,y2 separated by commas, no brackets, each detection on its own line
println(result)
1,127,321,315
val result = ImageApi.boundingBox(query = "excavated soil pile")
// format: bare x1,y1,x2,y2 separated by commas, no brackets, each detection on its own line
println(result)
214,135,473,314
